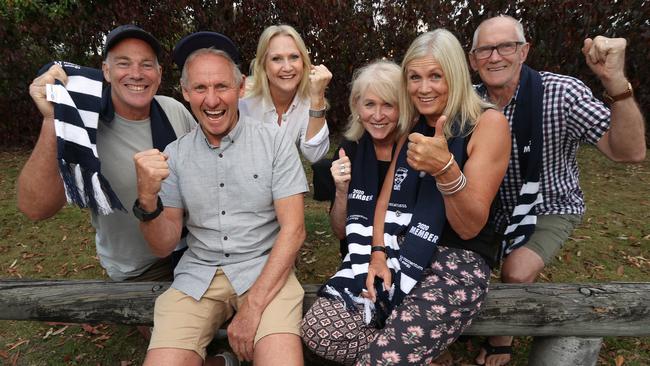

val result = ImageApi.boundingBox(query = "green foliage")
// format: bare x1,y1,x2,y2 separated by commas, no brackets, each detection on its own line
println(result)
0,0,648,147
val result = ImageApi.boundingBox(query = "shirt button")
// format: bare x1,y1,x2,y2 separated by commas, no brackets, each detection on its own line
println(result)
225,253,230,257
218,153,223,158
219,183,224,187
253,174,258,179
223,236,228,240
221,210,226,215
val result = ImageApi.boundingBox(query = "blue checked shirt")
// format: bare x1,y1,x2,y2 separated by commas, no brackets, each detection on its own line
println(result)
479,72,611,233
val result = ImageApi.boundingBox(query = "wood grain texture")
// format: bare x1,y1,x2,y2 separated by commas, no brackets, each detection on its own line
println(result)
2,280,649,336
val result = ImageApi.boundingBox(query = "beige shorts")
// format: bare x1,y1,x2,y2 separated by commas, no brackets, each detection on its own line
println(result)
148,269,304,359
524,214,582,264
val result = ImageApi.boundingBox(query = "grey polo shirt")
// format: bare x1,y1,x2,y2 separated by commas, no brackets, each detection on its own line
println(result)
160,114,308,300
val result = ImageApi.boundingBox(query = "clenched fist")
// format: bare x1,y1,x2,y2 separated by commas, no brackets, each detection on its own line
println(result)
134,149,169,210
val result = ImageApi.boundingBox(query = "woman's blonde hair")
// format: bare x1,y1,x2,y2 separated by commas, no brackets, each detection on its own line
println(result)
400,28,492,138
246,25,312,102
344,60,410,142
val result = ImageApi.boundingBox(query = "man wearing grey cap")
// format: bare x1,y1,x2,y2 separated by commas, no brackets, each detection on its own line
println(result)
17,24,195,283
135,31,307,366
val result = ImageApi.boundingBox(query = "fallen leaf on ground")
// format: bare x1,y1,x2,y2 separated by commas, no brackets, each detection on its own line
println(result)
616,266,625,276
7,339,28,351
0,350,8,359
615,354,625,366
52,325,68,336
10,350,20,366
82,324,100,334
92,334,111,343
43,328,54,340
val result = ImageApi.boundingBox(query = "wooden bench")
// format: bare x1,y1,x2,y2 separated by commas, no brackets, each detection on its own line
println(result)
2,280,649,365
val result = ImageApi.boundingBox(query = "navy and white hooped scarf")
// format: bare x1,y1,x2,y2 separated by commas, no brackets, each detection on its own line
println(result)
43,61,123,215
501,65,544,255
41,61,177,215
321,120,466,325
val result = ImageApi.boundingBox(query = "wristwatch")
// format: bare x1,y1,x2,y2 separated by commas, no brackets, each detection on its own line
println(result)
132,196,164,222
602,82,633,104
309,108,326,118
371,245,386,254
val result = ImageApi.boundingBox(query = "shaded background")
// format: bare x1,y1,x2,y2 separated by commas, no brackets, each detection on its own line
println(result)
1,0,648,147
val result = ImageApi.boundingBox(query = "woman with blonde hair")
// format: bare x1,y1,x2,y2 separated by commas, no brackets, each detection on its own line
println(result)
240,24,331,163
318,60,410,258
302,29,511,366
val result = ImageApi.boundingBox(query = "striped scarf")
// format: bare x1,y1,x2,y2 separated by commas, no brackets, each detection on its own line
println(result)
501,65,544,255
41,61,178,215
321,120,466,325
44,61,124,215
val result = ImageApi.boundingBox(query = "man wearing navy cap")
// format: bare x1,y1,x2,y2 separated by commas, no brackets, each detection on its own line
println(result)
17,25,195,283
135,32,307,366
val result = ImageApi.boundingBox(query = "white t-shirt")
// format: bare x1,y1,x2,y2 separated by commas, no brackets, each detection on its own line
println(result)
93,95,195,280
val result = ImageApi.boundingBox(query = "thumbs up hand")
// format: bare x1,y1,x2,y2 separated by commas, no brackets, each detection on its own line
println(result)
406,115,452,175
331,148,351,192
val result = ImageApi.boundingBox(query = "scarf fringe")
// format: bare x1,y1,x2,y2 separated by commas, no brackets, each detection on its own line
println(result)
59,161,125,215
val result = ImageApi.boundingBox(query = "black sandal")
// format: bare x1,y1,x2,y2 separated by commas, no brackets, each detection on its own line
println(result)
476,339,513,365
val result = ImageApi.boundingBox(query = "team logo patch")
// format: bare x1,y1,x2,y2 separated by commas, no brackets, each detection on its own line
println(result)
394,167,408,191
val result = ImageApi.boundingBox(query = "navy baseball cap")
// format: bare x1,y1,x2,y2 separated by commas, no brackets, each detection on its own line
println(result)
172,31,242,69
103,24,162,58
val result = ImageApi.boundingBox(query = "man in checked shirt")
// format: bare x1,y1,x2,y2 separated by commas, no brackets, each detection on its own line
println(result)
468,15,645,366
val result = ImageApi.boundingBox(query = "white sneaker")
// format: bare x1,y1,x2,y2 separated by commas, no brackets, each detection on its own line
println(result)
214,351,239,366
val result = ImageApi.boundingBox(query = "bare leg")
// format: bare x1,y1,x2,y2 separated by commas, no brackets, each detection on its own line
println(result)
475,247,544,366
254,333,303,366
143,348,204,366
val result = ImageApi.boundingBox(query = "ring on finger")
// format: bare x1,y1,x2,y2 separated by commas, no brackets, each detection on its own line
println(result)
340,164,346,174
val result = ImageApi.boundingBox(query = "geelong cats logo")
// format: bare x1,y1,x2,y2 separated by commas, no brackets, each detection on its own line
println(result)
393,167,408,191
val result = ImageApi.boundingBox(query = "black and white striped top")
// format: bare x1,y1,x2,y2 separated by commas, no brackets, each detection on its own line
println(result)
480,72,611,233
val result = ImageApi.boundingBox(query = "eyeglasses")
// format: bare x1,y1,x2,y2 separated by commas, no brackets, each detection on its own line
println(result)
471,42,525,60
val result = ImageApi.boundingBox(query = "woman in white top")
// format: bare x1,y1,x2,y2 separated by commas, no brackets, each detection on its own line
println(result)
239,24,332,163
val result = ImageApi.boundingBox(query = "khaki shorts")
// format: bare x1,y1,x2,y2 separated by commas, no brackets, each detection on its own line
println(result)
524,214,582,264
148,269,304,359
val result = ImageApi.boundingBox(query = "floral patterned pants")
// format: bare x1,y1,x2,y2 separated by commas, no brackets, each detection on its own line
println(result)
301,246,490,365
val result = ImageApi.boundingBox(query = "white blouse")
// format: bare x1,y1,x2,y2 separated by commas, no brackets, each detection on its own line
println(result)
239,94,330,163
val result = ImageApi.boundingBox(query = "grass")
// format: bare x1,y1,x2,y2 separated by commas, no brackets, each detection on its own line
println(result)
1,145,648,365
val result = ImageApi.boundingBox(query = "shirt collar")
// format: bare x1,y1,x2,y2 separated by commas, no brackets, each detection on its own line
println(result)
476,82,520,109
198,112,244,149
262,94,300,116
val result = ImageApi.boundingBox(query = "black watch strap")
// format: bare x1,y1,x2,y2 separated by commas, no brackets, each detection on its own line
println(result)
371,245,386,254
132,196,164,222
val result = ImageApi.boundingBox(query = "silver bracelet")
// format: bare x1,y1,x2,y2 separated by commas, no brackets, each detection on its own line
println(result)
436,171,467,195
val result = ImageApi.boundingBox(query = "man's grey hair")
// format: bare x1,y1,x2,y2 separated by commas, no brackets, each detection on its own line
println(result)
471,15,526,50
180,48,243,87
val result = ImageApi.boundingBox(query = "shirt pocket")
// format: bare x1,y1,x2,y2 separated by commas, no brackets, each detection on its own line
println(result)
231,159,273,213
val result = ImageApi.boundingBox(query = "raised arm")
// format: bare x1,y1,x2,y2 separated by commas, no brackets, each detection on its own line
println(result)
300,64,332,163
407,112,511,239
16,64,69,220
227,193,305,361
329,148,351,240
134,149,184,257
583,36,646,162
